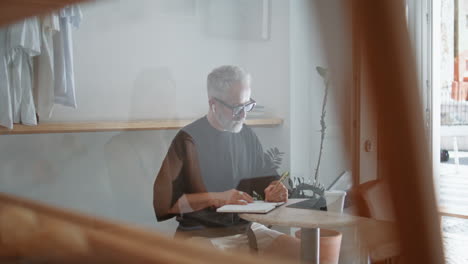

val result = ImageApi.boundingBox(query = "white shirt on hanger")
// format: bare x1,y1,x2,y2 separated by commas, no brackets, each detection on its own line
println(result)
7,17,41,126
0,29,12,129
35,13,60,120
53,5,82,108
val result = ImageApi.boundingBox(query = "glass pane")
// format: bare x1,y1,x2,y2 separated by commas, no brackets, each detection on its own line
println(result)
438,0,468,263
0,0,363,263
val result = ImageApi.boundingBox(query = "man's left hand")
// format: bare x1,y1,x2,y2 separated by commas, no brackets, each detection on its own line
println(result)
264,181,288,202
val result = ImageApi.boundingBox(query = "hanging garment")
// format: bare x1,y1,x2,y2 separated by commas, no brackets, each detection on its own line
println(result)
0,29,12,129
53,5,82,108
34,13,60,120
7,17,41,126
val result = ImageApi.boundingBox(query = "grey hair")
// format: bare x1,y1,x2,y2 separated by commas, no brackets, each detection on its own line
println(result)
207,65,251,99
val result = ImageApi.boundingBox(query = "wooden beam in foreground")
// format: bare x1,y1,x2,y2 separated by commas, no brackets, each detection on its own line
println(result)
353,0,445,263
0,193,291,264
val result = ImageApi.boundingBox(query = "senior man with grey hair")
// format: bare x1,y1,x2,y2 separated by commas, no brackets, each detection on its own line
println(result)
153,65,299,260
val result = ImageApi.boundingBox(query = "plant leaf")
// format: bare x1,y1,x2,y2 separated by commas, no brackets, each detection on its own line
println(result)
316,66,328,79
274,147,279,155
267,149,274,157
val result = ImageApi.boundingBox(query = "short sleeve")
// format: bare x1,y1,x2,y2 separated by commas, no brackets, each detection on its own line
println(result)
164,131,206,214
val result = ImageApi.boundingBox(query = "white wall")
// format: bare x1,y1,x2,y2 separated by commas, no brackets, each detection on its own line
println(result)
359,64,379,183
0,0,290,235
0,0,352,237
290,0,352,189
289,4,354,262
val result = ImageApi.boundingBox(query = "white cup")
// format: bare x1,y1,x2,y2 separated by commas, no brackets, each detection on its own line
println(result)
324,191,346,213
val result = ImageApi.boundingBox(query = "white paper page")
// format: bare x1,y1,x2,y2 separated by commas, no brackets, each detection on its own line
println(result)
216,201,285,213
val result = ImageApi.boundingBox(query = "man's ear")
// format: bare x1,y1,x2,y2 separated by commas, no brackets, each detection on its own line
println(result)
208,98,216,112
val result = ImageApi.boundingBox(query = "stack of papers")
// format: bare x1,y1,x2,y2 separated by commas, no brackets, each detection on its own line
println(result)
216,201,285,214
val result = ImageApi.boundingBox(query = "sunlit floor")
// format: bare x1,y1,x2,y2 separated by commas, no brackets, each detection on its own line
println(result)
442,217,468,264
440,151,468,264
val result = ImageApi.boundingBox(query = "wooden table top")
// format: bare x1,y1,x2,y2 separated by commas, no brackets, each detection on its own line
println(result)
240,199,365,229
240,199,399,250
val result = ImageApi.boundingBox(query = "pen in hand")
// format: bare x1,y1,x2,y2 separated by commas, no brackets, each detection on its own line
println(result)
265,171,290,202
258,172,290,201
275,171,290,187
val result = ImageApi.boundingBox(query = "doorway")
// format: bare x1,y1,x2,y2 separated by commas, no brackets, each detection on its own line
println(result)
433,0,468,263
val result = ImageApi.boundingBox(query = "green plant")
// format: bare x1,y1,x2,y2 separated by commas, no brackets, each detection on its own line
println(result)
264,147,284,171
314,66,330,182
287,66,328,202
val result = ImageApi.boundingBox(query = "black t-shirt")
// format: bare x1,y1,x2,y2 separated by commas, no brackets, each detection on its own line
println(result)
160,116,278,231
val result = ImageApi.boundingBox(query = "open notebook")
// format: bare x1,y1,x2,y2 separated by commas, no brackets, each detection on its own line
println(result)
216,201,285,214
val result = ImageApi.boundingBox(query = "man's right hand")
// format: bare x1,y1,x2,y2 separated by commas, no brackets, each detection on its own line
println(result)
211,189,254,208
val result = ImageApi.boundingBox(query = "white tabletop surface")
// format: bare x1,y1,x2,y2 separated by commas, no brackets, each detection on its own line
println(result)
240,199,400,261
240,199,364,229
240,199,398,248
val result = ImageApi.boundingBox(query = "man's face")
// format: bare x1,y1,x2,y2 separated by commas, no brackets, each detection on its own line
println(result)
214,82,252,133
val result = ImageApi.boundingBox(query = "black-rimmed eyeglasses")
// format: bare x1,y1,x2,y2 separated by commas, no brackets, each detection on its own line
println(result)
214,98,256,117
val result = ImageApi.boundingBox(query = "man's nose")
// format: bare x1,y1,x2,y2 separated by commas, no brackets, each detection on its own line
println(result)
235,108,247,120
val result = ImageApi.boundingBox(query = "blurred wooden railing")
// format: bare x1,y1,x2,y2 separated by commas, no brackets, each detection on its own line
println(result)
0,193,288,264
0,0,447,263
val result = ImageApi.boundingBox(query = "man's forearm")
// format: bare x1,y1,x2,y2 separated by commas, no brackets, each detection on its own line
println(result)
168,192,220,215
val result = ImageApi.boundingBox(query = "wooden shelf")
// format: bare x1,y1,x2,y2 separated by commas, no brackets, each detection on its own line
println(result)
0,118,283,135
0,0,86,27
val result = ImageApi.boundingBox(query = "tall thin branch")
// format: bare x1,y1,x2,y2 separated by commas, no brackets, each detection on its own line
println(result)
314,67,329,181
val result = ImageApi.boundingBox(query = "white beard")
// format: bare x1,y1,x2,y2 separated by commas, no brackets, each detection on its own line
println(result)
215,111,244,133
